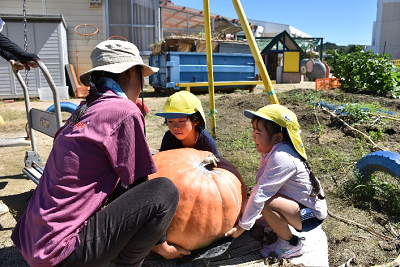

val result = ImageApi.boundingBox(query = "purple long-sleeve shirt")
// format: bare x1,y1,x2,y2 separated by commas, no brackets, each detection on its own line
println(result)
11,88,156,267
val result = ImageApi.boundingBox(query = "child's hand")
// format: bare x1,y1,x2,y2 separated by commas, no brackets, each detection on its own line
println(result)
225,224,245,238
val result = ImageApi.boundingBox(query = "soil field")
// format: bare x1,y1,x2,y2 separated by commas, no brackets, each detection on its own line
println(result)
1,83,400,267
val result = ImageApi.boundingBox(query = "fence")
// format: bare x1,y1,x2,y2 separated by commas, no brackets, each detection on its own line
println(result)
391,59,400,66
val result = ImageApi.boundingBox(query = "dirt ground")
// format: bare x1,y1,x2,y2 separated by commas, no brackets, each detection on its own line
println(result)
0,83,400,267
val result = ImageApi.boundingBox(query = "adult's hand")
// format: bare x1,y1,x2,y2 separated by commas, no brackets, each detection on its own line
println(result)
24,59,39,71
153,241,191,259
9,59,39,71
9,59,24,71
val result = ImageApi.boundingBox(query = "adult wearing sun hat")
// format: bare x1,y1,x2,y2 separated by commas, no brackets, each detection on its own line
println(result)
11,40,190,267
155,90,219,156
225,104,327,260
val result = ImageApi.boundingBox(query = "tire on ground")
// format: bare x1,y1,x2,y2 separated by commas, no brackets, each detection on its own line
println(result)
354,151,400,182
46,102,78,114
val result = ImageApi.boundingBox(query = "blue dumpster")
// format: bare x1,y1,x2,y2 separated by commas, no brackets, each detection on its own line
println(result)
149,52,259,92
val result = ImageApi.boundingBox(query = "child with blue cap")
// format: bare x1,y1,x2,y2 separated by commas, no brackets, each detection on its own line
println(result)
225,104,327,260
155,90,219,156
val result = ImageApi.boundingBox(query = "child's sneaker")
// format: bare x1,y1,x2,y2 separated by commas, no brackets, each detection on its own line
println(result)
260,236,305,259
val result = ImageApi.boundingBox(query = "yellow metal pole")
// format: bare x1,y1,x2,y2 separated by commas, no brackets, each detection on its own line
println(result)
203,0,217,137
231,0,279,104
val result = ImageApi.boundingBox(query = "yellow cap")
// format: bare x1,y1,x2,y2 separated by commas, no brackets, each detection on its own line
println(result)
155,91,206,126
244,104,307,161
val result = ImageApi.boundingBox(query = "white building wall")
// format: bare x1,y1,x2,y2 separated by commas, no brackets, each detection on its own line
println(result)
47,1,104,76
2,0,314,86
248,19,311,38
0,17,69,98
288,26,312,38
369,0,400,59
1,0,43,13
1,0,104,79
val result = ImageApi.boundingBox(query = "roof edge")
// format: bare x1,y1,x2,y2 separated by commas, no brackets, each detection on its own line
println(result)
260,30,305,55
0,14,67,29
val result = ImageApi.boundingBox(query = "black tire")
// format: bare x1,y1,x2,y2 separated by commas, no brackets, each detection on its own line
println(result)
354,151,400,182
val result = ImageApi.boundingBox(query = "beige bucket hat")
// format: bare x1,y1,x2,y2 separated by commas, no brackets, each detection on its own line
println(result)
80,40,159,86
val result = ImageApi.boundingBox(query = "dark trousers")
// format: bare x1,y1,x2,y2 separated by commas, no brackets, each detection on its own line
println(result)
57,177,179,267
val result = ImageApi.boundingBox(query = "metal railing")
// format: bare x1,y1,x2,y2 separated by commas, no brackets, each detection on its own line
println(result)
13,59,62,185
391,59,400,66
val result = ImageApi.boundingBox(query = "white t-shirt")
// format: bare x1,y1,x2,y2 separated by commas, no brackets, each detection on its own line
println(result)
238,142,327,230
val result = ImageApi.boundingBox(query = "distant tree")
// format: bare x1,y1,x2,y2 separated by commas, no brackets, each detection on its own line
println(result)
317,42,346,54
345,45,357,54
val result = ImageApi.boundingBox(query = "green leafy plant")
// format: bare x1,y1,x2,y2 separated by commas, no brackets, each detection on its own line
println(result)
326,46,400,98
369,127,384,141
341,173,400,217
341,102,381,124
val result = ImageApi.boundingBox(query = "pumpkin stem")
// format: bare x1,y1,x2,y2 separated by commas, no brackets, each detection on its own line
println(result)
201,154,220,170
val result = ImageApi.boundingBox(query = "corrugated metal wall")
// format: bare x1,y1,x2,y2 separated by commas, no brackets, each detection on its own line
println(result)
0,19,67,99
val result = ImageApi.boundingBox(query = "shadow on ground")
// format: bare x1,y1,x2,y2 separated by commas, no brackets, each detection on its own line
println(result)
0,246,29,267
0,176,33,221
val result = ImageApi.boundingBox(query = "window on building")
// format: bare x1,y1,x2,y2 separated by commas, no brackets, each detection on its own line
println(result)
107,0,157,52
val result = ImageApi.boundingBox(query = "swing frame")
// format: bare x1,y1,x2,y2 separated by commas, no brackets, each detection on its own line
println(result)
16,0,63,185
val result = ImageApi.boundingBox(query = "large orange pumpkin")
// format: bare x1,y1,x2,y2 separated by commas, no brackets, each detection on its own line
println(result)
149,148,247,251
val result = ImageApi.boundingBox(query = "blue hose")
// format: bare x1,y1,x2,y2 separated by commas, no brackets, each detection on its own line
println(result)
317,100,345,115
46,102,78,114
314,100,397,116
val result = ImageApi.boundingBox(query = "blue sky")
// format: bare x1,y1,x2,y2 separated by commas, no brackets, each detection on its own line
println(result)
170,0,378,46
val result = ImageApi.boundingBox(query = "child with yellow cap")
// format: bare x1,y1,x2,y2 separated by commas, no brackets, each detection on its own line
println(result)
155,91,219,156
225,104,327,260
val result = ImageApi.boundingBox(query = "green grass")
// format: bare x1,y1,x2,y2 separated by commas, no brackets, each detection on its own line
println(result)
222,130,254,151
220,89,400,219
217,129,259,188
340,172,400,217
281,89,321,106
0,109,26,121
308,124,326,137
